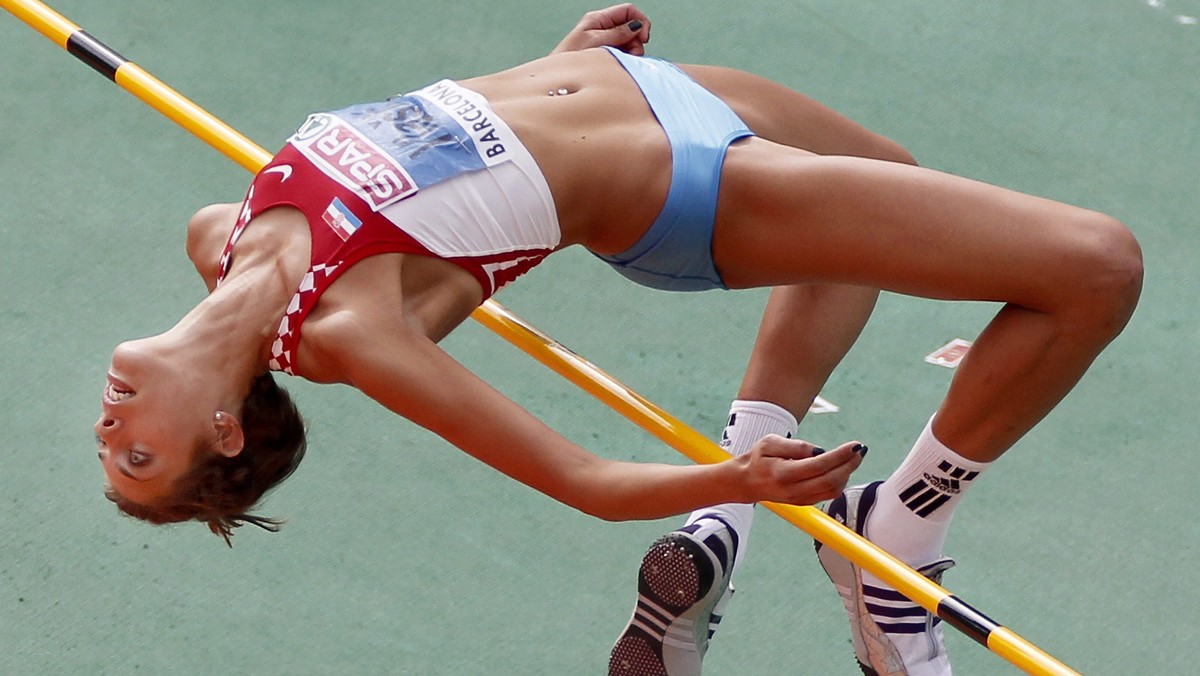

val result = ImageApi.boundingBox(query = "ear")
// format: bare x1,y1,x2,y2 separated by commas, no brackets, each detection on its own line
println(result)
212,410,246,458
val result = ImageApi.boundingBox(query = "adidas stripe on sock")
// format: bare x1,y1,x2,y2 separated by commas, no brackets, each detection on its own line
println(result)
866,416,990,568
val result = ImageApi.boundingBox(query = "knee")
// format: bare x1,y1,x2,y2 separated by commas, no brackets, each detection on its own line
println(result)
1071,212,1143,334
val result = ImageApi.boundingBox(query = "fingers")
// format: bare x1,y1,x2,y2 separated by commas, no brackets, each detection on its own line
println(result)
609,3,651,44
755,435,863,463
569,4,650,53
610,34,646,56
588,3,650,33
588,23,648,53
748,436,866,505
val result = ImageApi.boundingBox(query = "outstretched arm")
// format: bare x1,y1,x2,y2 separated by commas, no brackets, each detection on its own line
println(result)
552,3,652,55
326,316,862,520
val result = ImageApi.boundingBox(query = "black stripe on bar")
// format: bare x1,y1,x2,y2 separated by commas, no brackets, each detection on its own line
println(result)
66,30,127,81
937,595,998,647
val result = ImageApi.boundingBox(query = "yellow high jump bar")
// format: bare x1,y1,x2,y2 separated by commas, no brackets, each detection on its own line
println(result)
0,1,1078,673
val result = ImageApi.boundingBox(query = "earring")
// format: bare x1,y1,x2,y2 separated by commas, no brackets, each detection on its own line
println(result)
215,412,224,421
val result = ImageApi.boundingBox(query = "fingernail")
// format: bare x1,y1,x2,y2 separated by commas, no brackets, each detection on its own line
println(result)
811,447,826,456
628,19,643,31
853,444,868,457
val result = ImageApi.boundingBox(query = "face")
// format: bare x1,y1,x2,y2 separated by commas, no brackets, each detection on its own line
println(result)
95,338,218,506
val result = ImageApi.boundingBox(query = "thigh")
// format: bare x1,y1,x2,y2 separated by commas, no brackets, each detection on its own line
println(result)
712,139,1129,312
679,63,914,163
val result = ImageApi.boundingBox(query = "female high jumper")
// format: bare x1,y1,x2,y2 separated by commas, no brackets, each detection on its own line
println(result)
93,5,1142,675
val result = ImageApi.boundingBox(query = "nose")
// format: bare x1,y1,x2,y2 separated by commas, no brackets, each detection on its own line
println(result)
94,416,119,439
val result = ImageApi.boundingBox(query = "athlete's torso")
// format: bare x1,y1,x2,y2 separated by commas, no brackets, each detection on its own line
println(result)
210,49,680,379
462,48,673,254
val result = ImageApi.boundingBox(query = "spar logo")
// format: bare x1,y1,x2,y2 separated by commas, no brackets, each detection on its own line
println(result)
291,113,416,211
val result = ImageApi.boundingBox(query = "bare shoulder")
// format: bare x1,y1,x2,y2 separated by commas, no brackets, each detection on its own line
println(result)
185,202,240,291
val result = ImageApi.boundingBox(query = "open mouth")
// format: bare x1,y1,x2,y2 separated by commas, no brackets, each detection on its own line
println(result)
105,376,135,403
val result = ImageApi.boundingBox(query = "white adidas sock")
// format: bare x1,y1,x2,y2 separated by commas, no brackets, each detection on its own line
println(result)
859,417,989,676
863,416,990,571
684,399,797,578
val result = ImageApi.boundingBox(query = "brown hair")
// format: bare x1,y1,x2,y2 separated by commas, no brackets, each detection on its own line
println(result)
106,372,307,546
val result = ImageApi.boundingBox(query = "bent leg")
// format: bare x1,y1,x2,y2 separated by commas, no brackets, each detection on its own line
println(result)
681,62,910,418
714,143,1144,461
681,61,925,419
610,84,909,675
715,143,1140,676
688,74,1139,676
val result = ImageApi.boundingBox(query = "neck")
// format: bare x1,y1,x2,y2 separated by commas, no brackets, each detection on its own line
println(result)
162,260,296,396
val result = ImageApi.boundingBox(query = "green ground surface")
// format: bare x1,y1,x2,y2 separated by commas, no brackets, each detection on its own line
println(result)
1,1,1196,673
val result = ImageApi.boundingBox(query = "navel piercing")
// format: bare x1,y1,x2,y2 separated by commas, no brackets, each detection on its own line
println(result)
547,87,569,96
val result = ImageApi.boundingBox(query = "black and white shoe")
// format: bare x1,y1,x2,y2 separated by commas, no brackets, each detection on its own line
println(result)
608,519,737,676
815,482,955,676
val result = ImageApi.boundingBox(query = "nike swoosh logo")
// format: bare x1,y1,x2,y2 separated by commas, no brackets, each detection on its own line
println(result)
262,165,293,182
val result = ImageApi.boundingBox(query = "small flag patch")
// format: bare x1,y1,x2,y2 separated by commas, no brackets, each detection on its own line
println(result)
322,197,362,241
